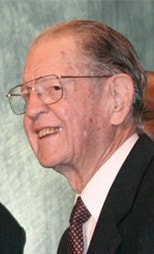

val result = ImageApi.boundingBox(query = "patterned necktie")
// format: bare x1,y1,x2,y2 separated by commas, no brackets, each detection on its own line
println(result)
68,196,91,254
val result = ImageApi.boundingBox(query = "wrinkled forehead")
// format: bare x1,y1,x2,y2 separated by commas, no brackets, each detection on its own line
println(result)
23,36,84,80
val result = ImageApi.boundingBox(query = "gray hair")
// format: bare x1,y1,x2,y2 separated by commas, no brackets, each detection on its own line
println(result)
30,20,146,124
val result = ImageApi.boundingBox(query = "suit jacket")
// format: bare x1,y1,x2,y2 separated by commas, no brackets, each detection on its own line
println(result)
0,203,26,254
57,134,154,254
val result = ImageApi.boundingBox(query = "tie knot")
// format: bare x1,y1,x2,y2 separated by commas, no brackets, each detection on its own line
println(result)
70,197,91,225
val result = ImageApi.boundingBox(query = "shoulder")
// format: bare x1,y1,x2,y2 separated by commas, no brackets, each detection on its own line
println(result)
0,202,22,230
136,133,154,151
128,134,154,165
0,203,26,253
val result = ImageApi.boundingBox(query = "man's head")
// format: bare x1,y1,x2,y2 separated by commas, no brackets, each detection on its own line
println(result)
143,71,154,141
7,20,146,190
25,20,145,120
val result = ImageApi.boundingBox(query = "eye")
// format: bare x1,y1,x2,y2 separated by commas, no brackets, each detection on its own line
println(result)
44,85,62,102
53,85,62,90
47,85,62,95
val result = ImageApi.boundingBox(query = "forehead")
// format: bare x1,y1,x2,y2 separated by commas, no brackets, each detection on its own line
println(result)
23,36,81,79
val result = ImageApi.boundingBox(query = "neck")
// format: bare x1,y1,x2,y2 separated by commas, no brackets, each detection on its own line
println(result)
56,127,136,193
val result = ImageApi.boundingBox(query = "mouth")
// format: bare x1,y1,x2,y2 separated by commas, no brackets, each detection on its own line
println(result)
38,127,62,138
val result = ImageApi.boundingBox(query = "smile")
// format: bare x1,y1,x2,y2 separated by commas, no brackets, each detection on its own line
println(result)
38,127,62,138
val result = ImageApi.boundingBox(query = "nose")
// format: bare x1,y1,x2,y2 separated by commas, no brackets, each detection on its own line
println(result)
25,92,49,119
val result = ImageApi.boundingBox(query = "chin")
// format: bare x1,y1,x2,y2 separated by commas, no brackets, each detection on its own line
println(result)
39,160,54,168
38,157,60,169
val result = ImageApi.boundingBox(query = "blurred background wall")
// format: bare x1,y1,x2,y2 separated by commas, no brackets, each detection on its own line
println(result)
0,0,154,253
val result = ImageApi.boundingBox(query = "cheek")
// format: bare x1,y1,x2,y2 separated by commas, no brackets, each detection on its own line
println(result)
88,117,94,124
60,105,89,143
58,102,82,123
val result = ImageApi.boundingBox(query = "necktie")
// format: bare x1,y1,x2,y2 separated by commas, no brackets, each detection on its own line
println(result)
68,196,91,254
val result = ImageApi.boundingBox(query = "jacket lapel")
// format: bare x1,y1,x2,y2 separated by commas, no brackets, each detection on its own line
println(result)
87,134,154,254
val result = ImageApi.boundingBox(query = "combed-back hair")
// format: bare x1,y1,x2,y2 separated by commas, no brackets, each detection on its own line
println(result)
31,20,146,122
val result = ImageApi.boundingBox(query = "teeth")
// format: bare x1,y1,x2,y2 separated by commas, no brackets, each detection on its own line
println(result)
38,127,62,138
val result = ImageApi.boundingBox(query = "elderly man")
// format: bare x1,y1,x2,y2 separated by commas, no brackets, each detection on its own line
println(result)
143,71,154,141
7,20,154,254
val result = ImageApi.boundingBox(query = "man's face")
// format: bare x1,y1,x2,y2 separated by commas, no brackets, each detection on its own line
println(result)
23,36,111,174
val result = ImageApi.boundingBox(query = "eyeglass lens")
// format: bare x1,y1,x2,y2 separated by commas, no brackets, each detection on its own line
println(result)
8,75,63,115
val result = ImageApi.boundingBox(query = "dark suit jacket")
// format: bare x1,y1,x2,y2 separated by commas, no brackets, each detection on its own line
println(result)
57,134,154,254
0,203,26,254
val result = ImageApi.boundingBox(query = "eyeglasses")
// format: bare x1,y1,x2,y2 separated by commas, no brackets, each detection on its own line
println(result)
6,74,110,115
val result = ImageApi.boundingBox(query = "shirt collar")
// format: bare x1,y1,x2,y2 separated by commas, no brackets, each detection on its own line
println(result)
77,133,139,221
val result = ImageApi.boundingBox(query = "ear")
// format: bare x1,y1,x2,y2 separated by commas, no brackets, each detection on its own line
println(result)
108,73,134,125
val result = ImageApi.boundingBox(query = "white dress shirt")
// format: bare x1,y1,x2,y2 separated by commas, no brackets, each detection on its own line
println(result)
74,133,139,254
